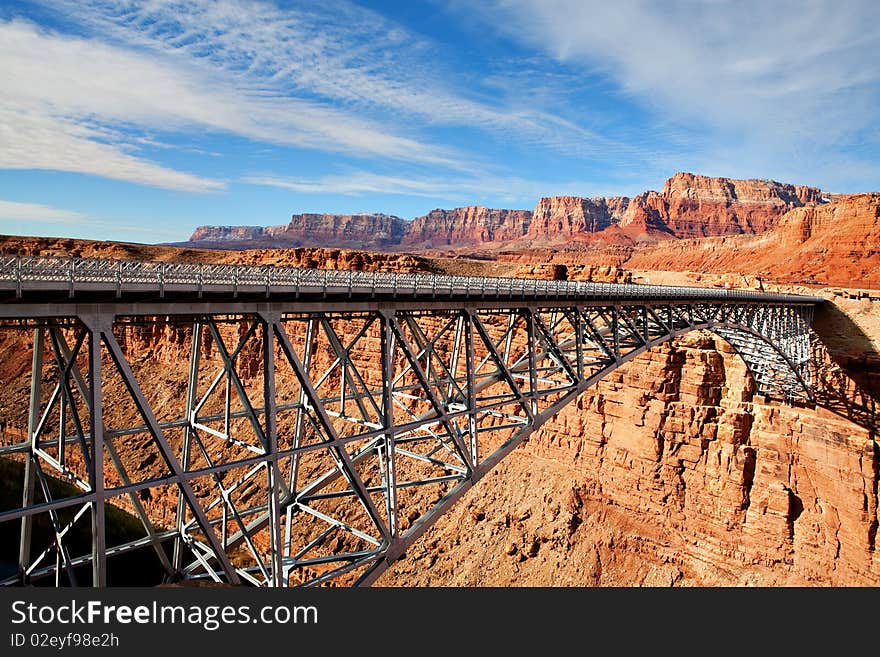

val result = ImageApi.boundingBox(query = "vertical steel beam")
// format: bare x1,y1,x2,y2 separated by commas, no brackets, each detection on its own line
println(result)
448,312,465,403
379,311,398,541
612,307,620,358
174,321,201,574
463,312,478,468
285,316,316,558
259,313,284,587
18,327,44,581
526,309,538,416
86,321,106,587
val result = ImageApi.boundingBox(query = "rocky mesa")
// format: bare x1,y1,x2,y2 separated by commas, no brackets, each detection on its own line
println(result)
187,213,407,250
652,172,825,238
625,193,880,287
184,173,825,252
400,206,533,248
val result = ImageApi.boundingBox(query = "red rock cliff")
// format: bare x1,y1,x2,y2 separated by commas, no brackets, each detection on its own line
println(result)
282,213,406,249
526,196,629,241
624,193,880,287
646,172,824,238
189,214,405,249
185,172,825,251
383,333,880,586
188,224,288,242
401,206,532,248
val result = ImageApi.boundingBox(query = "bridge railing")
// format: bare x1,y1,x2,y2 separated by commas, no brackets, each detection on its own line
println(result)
0,254,823,304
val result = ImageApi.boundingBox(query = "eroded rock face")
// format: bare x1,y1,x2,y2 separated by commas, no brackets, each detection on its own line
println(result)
525,175,822,243
188,225,288,242
401,207,532,248
649,172,825,238
662,172,823,205
189,214,406,250
382,335,880,587
284,213,406,249
186,173,826,251
527,196,625,239
624,193,880,287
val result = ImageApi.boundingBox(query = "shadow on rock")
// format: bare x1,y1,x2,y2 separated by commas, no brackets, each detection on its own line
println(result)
810,301,879,437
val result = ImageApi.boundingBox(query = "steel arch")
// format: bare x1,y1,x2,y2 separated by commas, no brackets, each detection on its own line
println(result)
0,257,821,588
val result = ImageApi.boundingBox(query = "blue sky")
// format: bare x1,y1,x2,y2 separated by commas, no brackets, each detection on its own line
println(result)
1,0,878,243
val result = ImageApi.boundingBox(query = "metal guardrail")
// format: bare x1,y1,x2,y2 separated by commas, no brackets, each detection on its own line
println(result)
0,255,824,304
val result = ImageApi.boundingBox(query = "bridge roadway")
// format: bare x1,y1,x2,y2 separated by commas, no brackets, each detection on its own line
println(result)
0,256,824,587
0,254,822,312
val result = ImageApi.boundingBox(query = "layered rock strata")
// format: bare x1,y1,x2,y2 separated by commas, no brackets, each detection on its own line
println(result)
382,334,880,586
187,173,825,251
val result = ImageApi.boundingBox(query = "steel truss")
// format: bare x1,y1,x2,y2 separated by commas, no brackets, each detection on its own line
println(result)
0,296,817,588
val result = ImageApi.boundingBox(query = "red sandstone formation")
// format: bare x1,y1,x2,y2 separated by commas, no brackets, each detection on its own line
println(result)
283,213,405,248
382,334,880,586
640,172,825,238
526,196,623,240
624,193,880,287
401,206,532,248
188,213,405,250
520,174,822,245
188,224,288,242
184,173,825,252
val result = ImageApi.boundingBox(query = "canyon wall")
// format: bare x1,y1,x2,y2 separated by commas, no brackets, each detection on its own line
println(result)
185,173,825,252
188,224,288,243
382,333,880,586
651,172,826,238
624,193,880,287
400,207,532,248
188,213,407,250
0,232,877,587
526,196,627,241
283,213,406,249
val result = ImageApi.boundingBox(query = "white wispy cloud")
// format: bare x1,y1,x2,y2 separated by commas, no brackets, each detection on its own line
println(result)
0,16,466,193
0,198,184,240
0,199,88,225
36,0,635,159
469,0,880,152
244,170,628,206
0,107,225,193
245,173,466,198
0,20,223,192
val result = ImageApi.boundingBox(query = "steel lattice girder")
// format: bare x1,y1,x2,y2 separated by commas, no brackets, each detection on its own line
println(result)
0,299,815,587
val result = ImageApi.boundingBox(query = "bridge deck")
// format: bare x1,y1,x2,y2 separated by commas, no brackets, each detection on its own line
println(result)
0,256,823,587
0,255,823,313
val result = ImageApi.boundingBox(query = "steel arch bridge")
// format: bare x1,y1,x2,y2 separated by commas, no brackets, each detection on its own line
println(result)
0,256,822,587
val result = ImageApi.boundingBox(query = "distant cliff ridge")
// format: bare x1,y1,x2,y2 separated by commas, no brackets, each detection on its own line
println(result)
188,224,289,242
188,213,406,250
400,206,533,248
185,173,826,251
